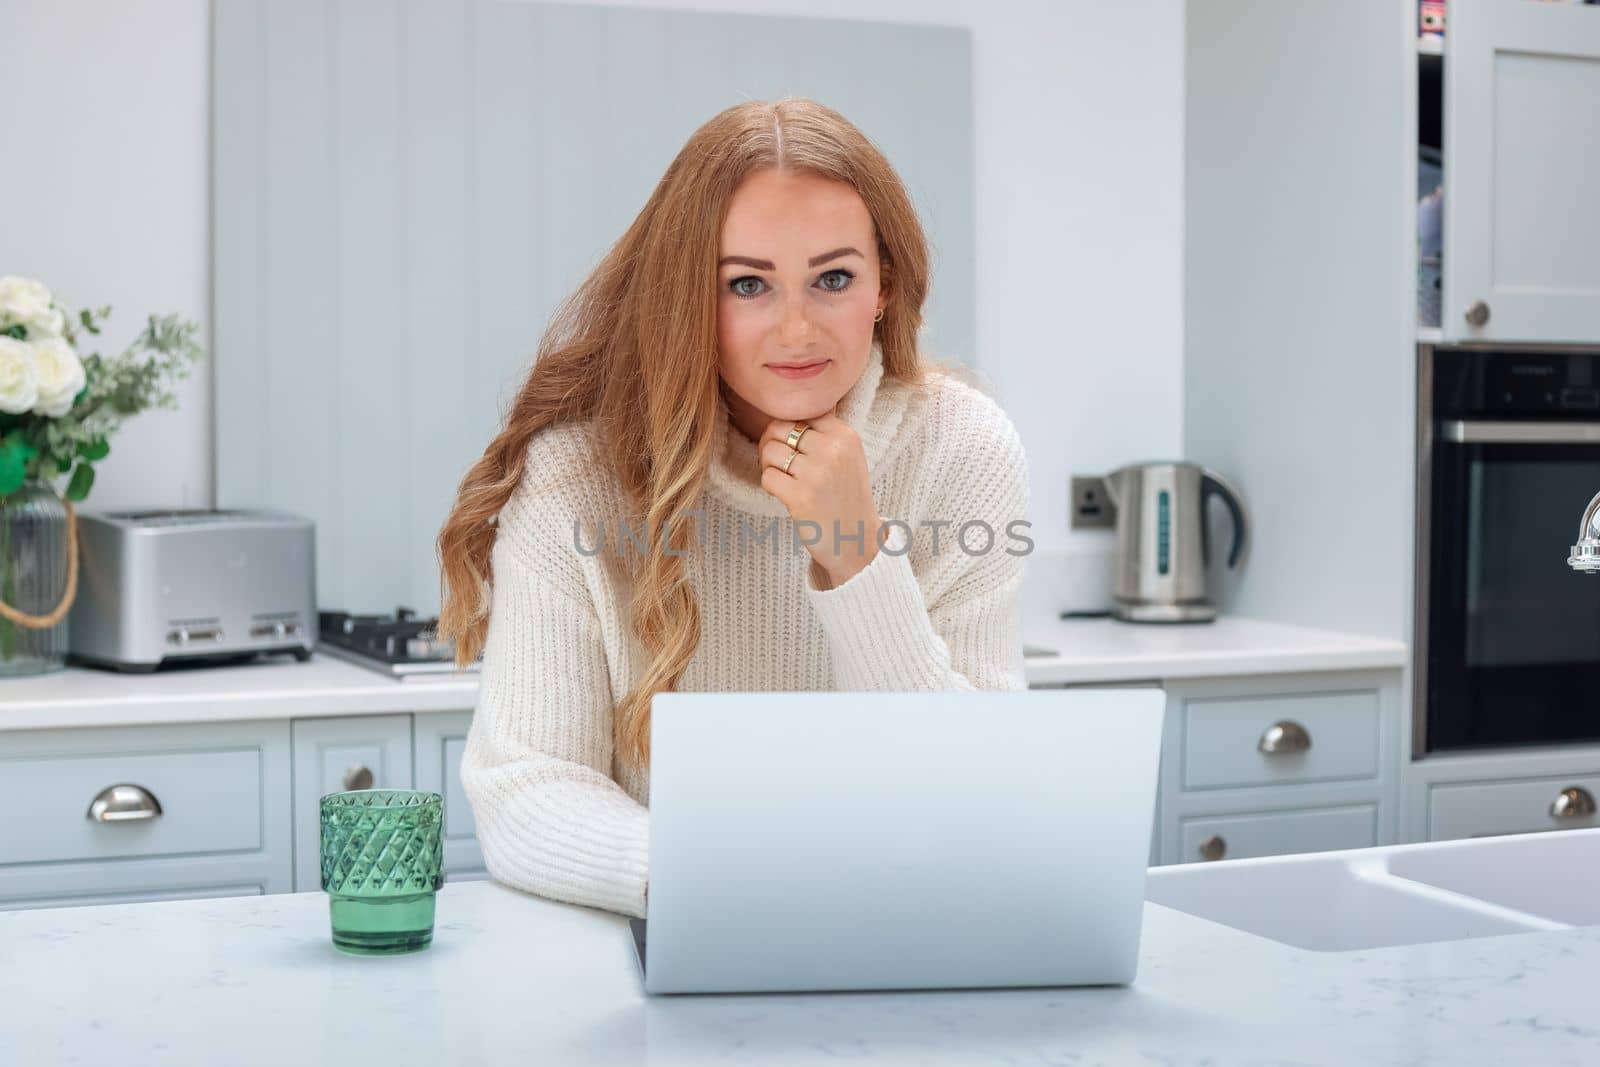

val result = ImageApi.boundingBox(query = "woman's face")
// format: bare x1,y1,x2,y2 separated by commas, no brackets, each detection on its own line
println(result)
715,168,885,442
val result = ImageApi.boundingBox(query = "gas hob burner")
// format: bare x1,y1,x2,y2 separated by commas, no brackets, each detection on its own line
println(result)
317,606,478,679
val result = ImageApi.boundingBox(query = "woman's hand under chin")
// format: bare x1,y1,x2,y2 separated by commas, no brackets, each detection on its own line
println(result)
755,410,886,589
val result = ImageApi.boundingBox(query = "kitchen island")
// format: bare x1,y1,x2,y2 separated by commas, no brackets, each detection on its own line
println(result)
3,832,1595,1067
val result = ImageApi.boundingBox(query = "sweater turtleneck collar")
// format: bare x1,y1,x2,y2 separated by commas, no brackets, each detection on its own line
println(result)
706,340,920,518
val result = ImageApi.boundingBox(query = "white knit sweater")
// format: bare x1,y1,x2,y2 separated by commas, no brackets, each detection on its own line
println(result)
459,342,1031,918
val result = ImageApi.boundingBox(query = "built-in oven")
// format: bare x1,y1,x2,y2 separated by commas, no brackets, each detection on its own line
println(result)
1416,344,1600,755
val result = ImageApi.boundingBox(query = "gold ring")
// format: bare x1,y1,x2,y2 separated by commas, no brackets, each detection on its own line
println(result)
784,422,810,450
781,448,798,474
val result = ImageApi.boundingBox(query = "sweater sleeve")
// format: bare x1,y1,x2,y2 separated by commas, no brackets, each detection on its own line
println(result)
804,389,1030,692
458,517,650,919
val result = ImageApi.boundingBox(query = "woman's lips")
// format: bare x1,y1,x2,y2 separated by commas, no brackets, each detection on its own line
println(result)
767,359,830,380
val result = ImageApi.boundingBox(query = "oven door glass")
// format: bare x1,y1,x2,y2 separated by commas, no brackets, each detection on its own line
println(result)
1427,438,1600,751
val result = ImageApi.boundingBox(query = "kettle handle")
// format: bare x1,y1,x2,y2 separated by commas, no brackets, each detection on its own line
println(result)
1201,468,1250,570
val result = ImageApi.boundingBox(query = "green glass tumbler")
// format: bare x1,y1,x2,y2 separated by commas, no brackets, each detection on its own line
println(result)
319,789,445,955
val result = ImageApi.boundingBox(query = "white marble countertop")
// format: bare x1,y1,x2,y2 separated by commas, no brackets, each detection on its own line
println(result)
0,615,1407,732
0,653,480,731
1020,614,1408,685
1,868,1593,1066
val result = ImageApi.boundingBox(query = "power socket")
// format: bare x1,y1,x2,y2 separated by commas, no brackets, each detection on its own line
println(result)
1071,476,1114,530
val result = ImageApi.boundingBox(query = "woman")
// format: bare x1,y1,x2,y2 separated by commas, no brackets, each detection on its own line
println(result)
437,97,1031,919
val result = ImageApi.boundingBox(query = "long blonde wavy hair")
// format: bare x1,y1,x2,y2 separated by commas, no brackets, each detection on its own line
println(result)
436,97,938,770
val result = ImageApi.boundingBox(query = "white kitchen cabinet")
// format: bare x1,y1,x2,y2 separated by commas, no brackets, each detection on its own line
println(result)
0,708,487,910
1180,689,1381,791
3,658,1403,907
1155,671,1403,866
1444,0,1600,343
288,715,415,891
1039,669,1404,867
0,721,294,910
1403,745,1600,843
414,711,485,880
1177,804,1378,865
1428,775,1600,840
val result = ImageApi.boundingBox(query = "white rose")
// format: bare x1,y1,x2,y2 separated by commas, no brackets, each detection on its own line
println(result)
0,337,40,415
0,276,60,338
25,304,66,339
30,337,86,418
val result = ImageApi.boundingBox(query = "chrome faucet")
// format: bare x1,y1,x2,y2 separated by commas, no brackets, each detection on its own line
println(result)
1569,491,1600,572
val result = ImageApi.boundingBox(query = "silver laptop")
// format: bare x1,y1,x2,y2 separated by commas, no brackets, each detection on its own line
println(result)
631,687,1165,995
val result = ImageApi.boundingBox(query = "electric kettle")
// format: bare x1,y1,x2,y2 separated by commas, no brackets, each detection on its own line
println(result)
1102,462,1249,623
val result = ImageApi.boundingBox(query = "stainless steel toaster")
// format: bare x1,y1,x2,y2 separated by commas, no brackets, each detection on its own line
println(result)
67,509,316,671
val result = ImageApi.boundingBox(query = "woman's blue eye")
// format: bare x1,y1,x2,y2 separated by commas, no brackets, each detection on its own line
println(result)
727,269,856,300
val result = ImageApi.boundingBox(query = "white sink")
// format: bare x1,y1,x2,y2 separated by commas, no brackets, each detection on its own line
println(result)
1145,830,1598,952
1387,828,1600,928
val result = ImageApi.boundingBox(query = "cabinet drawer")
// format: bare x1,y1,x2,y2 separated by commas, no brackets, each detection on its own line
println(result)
290,715,415,891
0,744,265,866
0,845,290,909
1181,689,1380,790
1428,774,1600,841
1178,804,1377,864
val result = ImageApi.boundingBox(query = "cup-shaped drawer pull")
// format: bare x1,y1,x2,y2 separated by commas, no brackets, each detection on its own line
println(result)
1550,787,1597,819
1198,835,1227,862
86,784,164,823
342,764,375,791
1257,720,1312,755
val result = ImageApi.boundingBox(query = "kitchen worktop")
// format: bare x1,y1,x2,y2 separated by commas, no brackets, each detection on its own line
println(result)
0,615,1407,731
1020,614,1407,685
2,836,1595,1067
0,653,480,730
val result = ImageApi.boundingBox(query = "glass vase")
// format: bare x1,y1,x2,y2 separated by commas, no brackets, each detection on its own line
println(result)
0,481,72,677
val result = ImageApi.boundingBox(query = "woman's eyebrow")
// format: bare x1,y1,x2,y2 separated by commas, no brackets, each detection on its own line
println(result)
718,246,864,270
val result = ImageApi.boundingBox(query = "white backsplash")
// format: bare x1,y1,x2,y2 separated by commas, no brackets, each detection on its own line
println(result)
1021,541,1116,623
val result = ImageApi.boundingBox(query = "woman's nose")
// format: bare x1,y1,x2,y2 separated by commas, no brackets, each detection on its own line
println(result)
777,294,814,345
